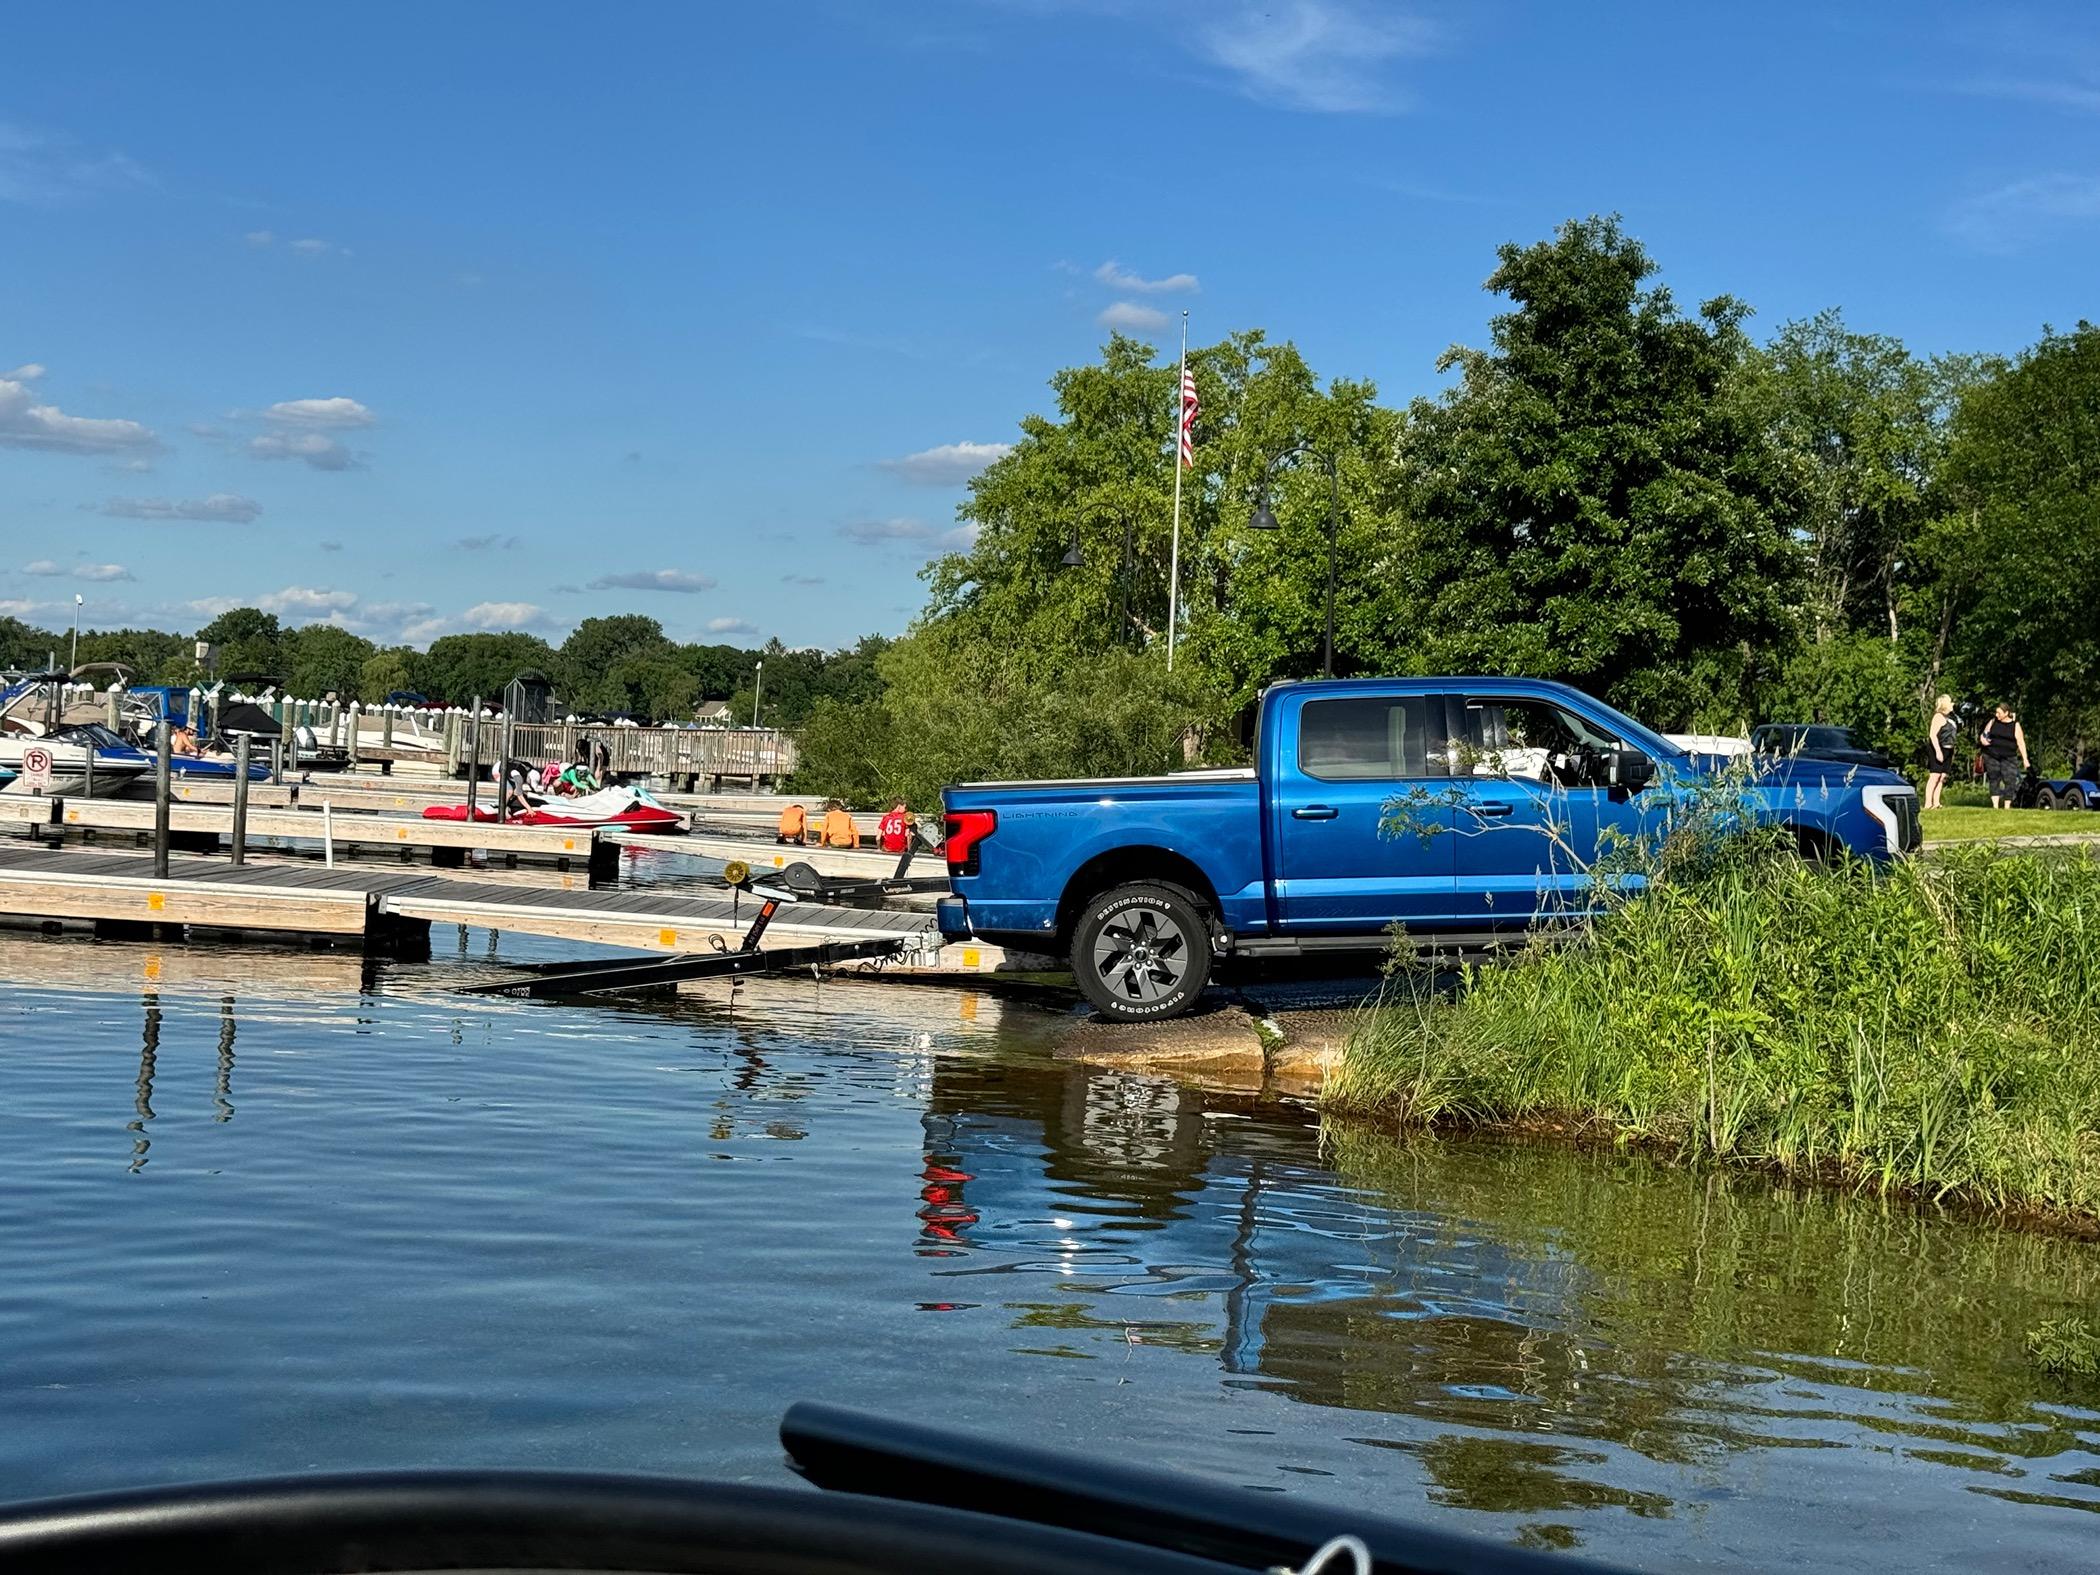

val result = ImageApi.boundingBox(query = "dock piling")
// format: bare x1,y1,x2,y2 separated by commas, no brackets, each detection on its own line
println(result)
230,735,252,866
151,718,172,879
465,696,482,823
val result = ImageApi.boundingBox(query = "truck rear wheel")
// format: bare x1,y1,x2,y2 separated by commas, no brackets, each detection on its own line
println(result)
1071,883,1212,1022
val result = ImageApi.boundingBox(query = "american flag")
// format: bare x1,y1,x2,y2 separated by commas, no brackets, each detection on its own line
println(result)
1178,365,1199,469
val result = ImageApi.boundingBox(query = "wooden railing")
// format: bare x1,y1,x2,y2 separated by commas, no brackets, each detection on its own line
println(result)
462,722,797,781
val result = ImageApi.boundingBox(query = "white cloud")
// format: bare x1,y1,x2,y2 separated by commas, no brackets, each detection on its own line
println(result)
461,600,548,631
0,121,150,203
877,440,1013,485
1948,172,2100,251
263,396,374,427
0,374,157,455
3,362,44,381
288,237,345,257
76,563,134,582
841,517,936,544
22,560,64,576
1093,260,1200,294
1098,300,1171,333
839,518,976,551
250,431,355,470
584,568,716,593
101,492,263,523
454,533,519,551
782,573,826,586
705,617,761,636
244,229,275,247
0,598,44,618
187,422,229,441
256,585,359,616
1193,0,1435,114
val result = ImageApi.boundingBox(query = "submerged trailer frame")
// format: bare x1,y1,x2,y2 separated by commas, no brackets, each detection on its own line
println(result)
462,855,934,1000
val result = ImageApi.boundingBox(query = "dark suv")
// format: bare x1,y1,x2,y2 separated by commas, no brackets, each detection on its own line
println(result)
1750,724,1891,770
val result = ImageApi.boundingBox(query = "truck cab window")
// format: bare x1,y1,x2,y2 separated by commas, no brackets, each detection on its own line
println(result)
1456,698,1621,788
1299,696,1444,780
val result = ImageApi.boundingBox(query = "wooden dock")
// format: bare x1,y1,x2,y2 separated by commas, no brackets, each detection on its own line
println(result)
0,844,1020,974
6,794,615,876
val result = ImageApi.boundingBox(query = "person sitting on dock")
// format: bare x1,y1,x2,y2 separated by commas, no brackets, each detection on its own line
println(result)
776,802,808,844
821,800,859,848
878,800,911,854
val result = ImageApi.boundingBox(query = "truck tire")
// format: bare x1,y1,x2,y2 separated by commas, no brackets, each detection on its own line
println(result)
1071,882,1213,1022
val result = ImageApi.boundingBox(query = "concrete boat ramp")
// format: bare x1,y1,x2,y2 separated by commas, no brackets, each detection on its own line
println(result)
0,844,1018,977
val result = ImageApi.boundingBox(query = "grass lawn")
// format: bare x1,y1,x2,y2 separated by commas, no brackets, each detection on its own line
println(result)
1922,806,2100,842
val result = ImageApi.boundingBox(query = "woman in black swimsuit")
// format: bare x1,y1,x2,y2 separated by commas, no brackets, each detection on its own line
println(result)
1923,694,1956,810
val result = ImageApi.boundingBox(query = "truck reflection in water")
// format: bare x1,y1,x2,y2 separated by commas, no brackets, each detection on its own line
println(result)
914,1050,2100,1528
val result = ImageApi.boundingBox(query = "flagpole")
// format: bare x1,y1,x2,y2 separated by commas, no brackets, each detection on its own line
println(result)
1167,310,1187,670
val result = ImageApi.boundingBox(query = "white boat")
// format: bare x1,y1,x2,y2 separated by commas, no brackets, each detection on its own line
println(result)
0,724,155,797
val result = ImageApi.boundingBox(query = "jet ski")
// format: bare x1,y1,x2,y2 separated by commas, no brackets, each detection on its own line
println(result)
422,785,689,833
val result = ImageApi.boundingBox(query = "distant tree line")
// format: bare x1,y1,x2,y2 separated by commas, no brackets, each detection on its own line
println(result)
795,215,2100,805
0,605,887,732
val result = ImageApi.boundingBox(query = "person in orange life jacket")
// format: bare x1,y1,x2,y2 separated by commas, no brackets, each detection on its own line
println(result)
878,800,912,854
821,800,858,848
776,802,807,844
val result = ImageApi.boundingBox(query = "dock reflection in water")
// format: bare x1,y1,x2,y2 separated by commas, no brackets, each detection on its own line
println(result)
0,930,2093,1573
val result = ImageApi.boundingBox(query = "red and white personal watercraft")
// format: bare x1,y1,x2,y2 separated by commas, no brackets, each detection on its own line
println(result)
423,785,689,833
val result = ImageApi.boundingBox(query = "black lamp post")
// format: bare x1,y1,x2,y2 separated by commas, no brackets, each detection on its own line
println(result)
1059,521,1140,646
1248,444,1343,677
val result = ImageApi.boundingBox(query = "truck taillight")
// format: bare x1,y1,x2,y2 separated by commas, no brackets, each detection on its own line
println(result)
944,809,997,876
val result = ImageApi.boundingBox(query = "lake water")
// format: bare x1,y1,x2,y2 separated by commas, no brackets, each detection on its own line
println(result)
0,923,2094,1571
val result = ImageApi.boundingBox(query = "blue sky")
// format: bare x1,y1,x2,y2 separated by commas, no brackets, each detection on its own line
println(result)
3,1,2095,652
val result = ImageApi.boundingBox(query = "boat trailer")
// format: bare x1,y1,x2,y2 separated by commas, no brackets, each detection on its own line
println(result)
462,844,946,1001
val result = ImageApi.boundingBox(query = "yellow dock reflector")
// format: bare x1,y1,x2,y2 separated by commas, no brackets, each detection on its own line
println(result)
658,928,678,947
147,892,165,912
395,826,409,839
961,947,981,969
561,837,576,851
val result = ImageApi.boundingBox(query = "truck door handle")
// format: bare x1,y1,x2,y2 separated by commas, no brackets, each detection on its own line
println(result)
1470,801,1515,818
1291,805,1339,821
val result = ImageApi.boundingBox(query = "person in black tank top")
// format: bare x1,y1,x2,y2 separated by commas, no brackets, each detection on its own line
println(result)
1978,703,2029,808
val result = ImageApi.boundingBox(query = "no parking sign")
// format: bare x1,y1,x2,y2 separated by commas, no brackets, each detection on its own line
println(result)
21,745,53,794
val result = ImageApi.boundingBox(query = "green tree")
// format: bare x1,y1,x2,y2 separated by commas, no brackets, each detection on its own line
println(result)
359,647,418,704
71,627,191,681
0,615,57,671
1927,323,2100,761
558,615,671,713
195,607,285,682
793,627,1196,808
1395,215,1801,730
418,631,559,705
284,624,376,699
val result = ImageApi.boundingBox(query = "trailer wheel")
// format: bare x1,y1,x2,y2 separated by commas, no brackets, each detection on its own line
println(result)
2062,786,2090,811
2038,787,2060,810
1071,882,1212,1022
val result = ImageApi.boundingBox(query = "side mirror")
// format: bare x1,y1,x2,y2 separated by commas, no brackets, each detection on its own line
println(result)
1600,747,1654,791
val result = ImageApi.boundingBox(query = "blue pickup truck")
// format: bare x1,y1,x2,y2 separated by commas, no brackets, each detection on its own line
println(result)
938,676,1921,1020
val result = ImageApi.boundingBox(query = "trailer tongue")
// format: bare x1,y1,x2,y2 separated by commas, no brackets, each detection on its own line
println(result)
462,833,949,1000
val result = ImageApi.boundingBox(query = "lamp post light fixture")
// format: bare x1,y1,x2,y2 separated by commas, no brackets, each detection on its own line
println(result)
1057,521,1142,646
1247,444,1344,678
70,593,83,672
752,659,764,730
